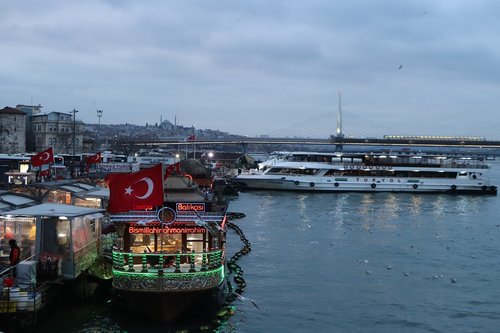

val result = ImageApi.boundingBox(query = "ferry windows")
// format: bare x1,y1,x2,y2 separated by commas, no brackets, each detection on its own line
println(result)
186,233,205,253
159,234,182,252
130,234,155,253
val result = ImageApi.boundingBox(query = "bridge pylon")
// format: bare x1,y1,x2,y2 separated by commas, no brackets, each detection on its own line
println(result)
334,91,344,152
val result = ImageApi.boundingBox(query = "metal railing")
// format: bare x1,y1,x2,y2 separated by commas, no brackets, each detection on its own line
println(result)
111,249,224,274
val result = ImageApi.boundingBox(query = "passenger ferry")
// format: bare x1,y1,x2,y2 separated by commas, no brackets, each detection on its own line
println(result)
233,152,497,195
108,171,228,322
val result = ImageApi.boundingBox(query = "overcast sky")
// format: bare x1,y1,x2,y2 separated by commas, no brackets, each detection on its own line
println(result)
1,1,500,138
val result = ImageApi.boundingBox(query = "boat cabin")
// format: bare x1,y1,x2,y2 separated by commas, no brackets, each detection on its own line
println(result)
1,203,104,280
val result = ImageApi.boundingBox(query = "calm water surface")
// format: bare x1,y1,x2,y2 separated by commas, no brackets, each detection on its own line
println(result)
38,163,500,333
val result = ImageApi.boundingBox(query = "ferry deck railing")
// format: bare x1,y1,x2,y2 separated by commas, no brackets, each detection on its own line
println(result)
111,248,226,292
339,158,489,169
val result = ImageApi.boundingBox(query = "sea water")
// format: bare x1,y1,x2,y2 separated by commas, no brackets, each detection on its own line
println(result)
37,162,500,333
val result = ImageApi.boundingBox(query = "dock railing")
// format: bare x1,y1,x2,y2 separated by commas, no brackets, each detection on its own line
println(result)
0,256,50,319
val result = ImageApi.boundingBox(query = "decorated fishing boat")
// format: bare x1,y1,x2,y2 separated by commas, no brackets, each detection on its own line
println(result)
106,163,228,322
233,152,497,194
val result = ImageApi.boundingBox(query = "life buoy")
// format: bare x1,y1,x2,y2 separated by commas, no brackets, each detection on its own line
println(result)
371,183,376,189
310,182,315,187
451,185,457,191
334,182,339,187
413,184,418,189
294,181,299,185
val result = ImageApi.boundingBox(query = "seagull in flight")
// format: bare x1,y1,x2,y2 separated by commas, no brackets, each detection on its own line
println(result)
398,64,403,70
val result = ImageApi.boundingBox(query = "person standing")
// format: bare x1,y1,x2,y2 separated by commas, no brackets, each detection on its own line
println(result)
9,239,20,266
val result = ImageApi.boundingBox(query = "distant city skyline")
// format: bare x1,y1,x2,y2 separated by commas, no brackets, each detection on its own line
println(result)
2,1,500,138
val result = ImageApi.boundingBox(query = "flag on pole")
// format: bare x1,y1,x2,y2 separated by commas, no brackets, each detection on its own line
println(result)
105,164,164,213
164,162,181,180
85,152,101,165
31,147,55,167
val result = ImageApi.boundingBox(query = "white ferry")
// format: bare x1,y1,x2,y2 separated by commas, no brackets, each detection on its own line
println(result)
233,152,497,195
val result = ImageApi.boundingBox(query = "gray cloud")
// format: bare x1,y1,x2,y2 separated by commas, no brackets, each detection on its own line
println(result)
1,0,500,138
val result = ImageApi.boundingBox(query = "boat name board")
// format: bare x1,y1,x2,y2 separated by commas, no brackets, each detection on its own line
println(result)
176,203,205,212
343,164,393,170
354,178,419,183
129,226,206,234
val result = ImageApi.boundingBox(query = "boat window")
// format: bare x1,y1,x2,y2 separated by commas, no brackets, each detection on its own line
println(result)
186,233,206,253
158,234,182,253
0,217,36,261
130,234,155,253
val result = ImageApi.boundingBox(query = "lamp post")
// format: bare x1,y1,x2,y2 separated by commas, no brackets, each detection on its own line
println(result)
96,109,103,150
72,109,78,156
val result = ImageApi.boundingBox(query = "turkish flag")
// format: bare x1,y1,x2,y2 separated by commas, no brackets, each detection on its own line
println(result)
86,152,101,165
39,168,51,177
164,162,181,180
31,147,55,167
105,164,164,213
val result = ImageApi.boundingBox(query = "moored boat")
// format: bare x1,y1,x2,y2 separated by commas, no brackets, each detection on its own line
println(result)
233,152,497,194
107,167,228,322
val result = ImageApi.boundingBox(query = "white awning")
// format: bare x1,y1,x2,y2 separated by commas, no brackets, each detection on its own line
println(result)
60,185,86,192
0,194,36,206
77,187,109,199
3,203,105,218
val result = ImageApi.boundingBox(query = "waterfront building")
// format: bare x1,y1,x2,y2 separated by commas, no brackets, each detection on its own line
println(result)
32,112,83,154
0,107,27,154
16,104,43,152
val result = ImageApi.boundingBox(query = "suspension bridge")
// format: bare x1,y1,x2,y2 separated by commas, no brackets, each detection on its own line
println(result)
131,107,500,153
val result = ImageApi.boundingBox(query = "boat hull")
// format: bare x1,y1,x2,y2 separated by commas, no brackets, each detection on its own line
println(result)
233,177,497,195
114,282,226,322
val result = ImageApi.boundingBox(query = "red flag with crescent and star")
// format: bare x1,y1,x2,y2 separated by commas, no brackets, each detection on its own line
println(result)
31,147,55,167
105,163,164,213
85,152,101,165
